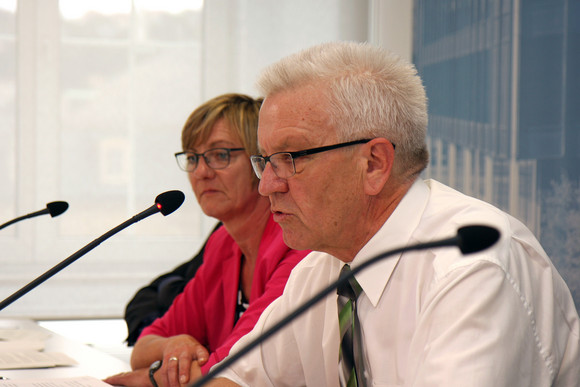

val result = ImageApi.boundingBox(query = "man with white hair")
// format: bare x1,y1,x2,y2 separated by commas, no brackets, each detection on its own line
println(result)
194,41,579,387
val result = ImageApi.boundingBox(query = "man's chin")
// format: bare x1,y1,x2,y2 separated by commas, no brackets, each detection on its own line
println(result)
281,229,312,251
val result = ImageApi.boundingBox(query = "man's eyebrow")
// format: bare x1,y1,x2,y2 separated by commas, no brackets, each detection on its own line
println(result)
256,131,313,155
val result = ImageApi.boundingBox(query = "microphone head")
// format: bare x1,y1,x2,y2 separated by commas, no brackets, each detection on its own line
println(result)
46,201,69,217
457,225,500,254
155,190,185,216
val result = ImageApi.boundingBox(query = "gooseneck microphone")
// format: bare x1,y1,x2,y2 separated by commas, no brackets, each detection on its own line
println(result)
0,190,185,312
0,201,69,230
191,225,500,387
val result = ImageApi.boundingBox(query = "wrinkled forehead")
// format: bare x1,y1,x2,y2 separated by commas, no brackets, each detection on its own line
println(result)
257,87,337,154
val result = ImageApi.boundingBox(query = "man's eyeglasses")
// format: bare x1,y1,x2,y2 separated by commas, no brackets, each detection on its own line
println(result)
250,139,372,179
175,148,245,172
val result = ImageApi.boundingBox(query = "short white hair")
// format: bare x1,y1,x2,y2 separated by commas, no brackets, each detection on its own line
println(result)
257,41,429,177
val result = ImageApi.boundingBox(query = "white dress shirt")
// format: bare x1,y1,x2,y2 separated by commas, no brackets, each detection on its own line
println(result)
217,179,580,387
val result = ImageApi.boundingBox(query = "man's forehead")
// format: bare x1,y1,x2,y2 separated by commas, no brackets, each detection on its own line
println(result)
259,85,329,124
256,127,316,154
257,94,334,152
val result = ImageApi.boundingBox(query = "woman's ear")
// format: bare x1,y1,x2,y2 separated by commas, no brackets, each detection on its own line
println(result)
362,138,395,196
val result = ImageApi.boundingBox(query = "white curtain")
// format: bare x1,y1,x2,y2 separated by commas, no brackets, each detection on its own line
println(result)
0,0,370,318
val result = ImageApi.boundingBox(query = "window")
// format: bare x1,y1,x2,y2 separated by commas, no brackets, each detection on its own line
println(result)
0,0,369,318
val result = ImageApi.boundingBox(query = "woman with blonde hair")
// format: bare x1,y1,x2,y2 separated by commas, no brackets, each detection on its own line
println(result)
105,93,309,387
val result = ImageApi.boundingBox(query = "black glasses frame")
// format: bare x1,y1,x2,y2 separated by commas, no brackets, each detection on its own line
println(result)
250,138,374,179
174,147,245,172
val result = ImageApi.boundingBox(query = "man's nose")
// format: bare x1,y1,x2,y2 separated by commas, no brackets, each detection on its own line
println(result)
258,162,288,196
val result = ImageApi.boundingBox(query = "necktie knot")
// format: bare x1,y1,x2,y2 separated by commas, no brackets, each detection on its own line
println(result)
337,264,362,301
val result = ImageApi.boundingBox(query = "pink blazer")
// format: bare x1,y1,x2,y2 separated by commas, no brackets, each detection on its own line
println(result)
140,214,310,374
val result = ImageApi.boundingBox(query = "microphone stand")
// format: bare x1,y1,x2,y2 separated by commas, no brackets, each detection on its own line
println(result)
191,224,500,387
0,191,184,312
0,213,40,230
0,201,68,230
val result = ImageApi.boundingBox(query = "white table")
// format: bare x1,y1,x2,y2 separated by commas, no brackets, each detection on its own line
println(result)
0,319,131,381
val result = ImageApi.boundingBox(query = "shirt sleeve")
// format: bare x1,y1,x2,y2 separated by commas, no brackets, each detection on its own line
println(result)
406,252,567,387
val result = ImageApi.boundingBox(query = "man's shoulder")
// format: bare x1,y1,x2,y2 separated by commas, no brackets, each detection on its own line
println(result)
422,179,512,235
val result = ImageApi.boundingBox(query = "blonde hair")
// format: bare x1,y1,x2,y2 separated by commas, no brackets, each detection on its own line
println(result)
181,93,263,156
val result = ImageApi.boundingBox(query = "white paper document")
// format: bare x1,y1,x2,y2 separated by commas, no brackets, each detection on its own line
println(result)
0,351,77,370
0,329,49,352
0,376,110,386
0,329,50,342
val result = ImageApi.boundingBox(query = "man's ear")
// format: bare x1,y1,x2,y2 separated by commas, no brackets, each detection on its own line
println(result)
362,138,395,196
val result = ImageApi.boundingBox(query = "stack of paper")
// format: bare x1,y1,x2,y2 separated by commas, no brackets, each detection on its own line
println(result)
0,329,77,370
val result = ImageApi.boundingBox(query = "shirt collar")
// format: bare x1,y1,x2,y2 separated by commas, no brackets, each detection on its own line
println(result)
350,178,430,306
